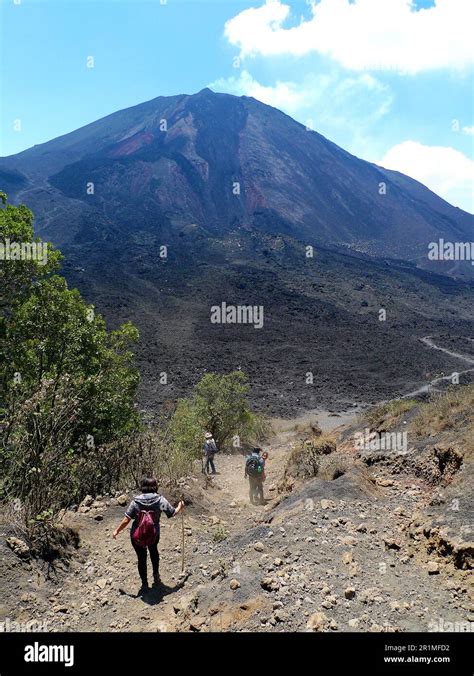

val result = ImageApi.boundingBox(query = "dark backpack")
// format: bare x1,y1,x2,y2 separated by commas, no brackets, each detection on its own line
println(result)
132,510,156,547
206,440,218,454
246,455,262,478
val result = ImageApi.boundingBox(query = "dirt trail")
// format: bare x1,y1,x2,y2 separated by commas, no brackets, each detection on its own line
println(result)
403,336,474,398
1,404,472,633
420,336,474,365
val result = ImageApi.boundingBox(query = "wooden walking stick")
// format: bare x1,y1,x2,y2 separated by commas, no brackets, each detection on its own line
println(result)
180,495,185,572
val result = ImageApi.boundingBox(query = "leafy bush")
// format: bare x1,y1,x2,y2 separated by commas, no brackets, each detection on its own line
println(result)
169,371,270,459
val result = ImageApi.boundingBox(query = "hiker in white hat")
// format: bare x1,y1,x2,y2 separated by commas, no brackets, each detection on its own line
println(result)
203,432,218,475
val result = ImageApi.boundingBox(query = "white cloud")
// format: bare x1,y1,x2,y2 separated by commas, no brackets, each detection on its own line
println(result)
224,0,474,74
210,69,319,117
378,141,474,212
209,69,392,129
462,125,474,135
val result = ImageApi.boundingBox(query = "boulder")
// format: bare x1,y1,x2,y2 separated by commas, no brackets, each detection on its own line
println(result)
306,612,328,632
427,561,440,575
261,577,280,592
6,537,30,559
342,551,354,565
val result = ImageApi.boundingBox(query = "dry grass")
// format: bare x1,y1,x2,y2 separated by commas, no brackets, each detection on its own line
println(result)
312,435,336,455
362,399,418,428
411,384,474,443
284,433,336,480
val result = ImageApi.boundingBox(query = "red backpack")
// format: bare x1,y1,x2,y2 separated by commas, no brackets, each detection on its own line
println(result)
132,510,157,547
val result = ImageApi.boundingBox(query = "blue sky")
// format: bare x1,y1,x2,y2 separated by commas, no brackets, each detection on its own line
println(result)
1,0,473,211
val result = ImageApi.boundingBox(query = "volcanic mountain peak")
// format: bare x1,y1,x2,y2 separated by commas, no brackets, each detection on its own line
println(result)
0,88,472,275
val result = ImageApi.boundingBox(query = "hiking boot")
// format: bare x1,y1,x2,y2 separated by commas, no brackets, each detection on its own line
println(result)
153,573,161,587
138,583,149,597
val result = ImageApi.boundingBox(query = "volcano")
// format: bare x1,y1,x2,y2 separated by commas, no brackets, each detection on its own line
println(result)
1,88,473,414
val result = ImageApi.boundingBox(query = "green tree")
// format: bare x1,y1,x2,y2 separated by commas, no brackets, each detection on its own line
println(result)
4,275,139,445
192,371,255,448
0,192,61,319
169,371,270,459
0,194,140,527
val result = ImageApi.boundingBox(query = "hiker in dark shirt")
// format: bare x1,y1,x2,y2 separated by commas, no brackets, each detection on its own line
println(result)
244,447,265,505
203,432,218,475
113,477,184,594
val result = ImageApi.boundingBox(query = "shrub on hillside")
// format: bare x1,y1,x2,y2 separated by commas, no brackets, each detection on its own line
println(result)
169,371,270,459
283,433,336,480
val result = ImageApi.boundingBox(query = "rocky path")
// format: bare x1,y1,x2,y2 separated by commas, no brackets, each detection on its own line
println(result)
2,412,472,633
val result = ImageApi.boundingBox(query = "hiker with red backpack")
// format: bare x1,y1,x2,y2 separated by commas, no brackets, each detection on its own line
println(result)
112,477,184,595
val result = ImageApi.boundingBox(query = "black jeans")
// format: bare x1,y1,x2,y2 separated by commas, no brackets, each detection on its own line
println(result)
131,534,160,586
249,477,264,504
204,454,216,474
